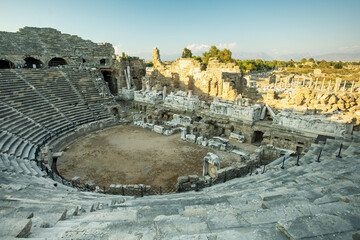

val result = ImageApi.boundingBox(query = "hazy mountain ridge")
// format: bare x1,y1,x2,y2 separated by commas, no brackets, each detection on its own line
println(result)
131,51,360,62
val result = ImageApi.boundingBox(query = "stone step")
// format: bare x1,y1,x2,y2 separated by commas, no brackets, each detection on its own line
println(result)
16,157,32,175
0,154,15,172
23,159,40,176
29,160,46,177
0,218,32,238
276,214,355,240
9,156,24,174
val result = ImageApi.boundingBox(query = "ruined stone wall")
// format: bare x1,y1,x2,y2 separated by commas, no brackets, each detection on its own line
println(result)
150,48,248,101
208,100,262,124
274,111,353,137
0,27,114,67
112,56,146,92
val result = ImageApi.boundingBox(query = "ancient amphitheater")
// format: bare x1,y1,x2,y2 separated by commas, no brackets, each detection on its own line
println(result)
0,27,359,239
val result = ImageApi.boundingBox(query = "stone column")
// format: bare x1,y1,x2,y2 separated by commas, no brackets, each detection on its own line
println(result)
351,81,354,93
127,66,131,89
146,80,150,91
163,86,167,101
328,80,332,91
309,78,313,89
315,78,318,90
321,78,325,91
274,78,277,88
188,90,192,98
285,77,288,89
342,80,347,91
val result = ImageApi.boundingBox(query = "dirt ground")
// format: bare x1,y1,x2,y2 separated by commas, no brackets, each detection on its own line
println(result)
57,125,246,187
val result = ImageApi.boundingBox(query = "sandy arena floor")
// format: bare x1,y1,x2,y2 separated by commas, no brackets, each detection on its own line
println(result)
57,125,245,187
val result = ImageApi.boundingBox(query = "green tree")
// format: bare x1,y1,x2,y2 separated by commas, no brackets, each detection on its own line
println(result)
334,61,343,69
218,48,233,63
300,58,307,63
181,48,192,58
193,56,202,63
309,58,315,63
319,60,328,69
202,45,220,65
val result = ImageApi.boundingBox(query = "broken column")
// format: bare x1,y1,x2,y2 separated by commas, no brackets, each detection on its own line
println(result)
163,86,167,101
202,152,220,178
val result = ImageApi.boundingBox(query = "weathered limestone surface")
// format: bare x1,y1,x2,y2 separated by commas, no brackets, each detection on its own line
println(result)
208,100,262,124
134,90,163,105
150,48,248,101
274,110,352,136
163,91,205,112
0,27,114,67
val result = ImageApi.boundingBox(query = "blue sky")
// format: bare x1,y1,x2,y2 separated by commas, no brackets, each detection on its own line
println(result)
1,0,360,60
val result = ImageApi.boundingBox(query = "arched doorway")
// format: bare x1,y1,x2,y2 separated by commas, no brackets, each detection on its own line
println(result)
101,70,117,95
111,108,119,120
0,59,15,69
24,57,42,68
100,59,106,65
253,131,264,144
48,57,67,67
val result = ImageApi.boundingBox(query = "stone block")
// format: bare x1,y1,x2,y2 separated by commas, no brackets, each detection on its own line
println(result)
188,174,199,183
208,140,222,149
154,125,165,134
229,132,245,143
72,176,81,185
196,136,204,145
186,134,197,143
276,214,354,239
177,176,189,184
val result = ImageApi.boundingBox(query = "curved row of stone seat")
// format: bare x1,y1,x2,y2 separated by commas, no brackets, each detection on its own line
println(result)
15,131,358,239
0,170,132,238
21,69,96,124
0,68,115,156
0,153,45,177
63,69,113,120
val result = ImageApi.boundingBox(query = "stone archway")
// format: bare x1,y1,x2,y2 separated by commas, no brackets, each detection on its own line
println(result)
0,59,15,69
48,57,67,67
101,69,117,95
24,57,43,68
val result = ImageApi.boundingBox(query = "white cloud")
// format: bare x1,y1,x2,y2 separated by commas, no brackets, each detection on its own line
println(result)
216,42,237,49
186,43,210,52
186,42,237,53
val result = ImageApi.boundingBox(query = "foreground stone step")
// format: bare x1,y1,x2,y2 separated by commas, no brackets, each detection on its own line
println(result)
0,218,32,238
276,214,355,240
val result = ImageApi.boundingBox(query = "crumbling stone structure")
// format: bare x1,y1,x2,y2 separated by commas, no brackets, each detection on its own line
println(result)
149,48,248,101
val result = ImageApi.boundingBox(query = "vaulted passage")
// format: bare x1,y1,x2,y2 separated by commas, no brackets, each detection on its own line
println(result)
24,57,43,68
48,57,67,67
101,70,117,95
253,130,264,144
0,59,15,69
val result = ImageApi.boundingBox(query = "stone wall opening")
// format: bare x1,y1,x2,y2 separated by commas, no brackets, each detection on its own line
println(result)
24,57,42,68
111,107,119,119
100,58,106,65
253,130,264,144
48,57,67,67
0,59,15,69
101,70,117,95
296,146,304,154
